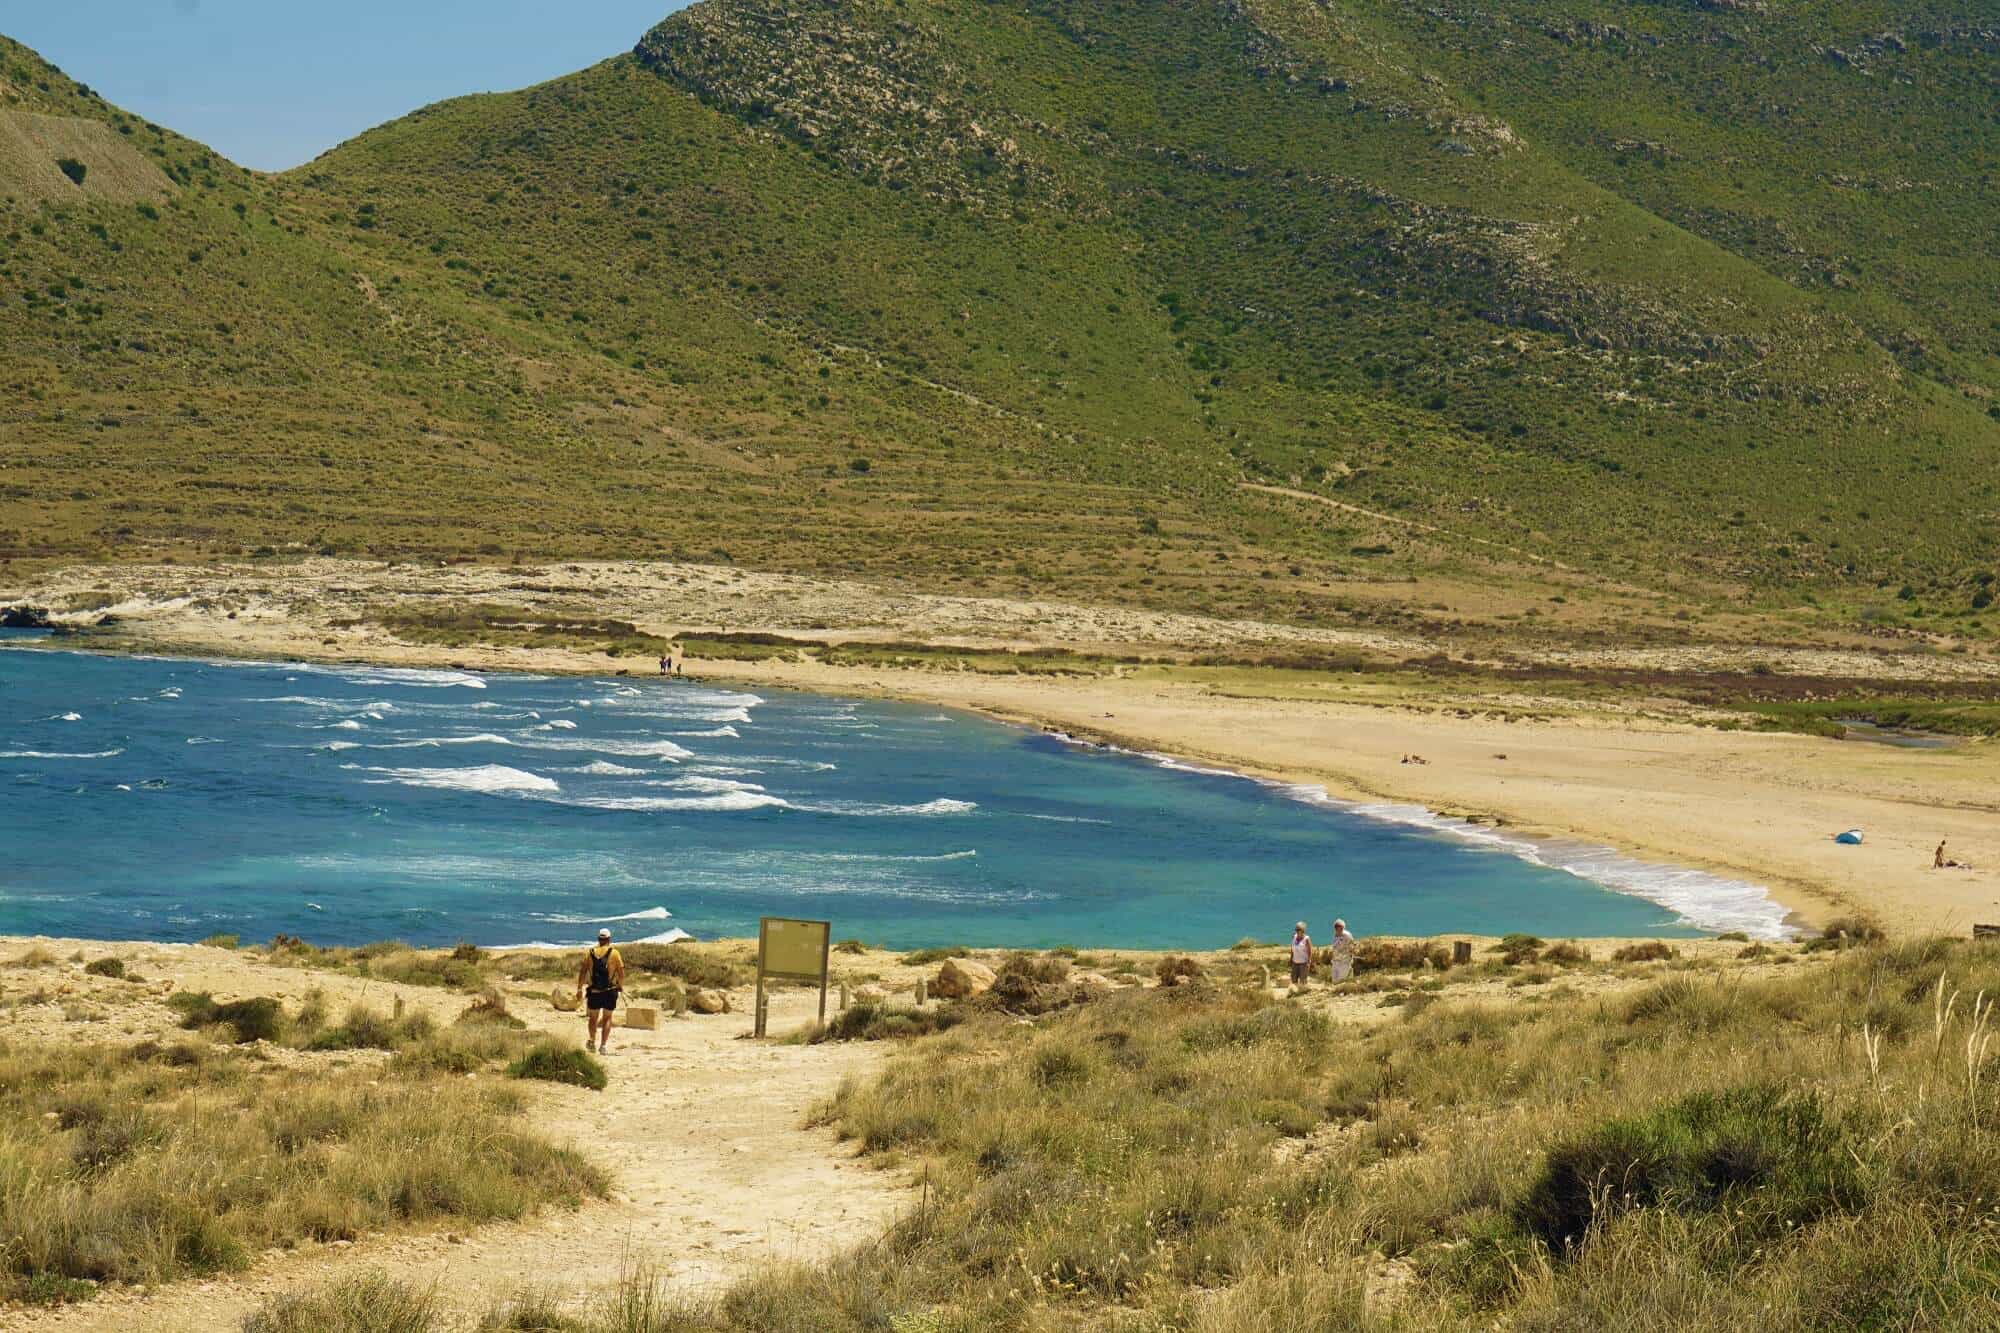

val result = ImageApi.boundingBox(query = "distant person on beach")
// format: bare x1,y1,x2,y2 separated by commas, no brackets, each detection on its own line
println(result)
669,642,686,677
1328,919,1356,982
1935,840,1972,870
1290,922,1313,987
575,928,625,1054
659,652,670,675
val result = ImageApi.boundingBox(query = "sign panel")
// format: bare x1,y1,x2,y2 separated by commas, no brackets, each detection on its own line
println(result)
760,917,830,979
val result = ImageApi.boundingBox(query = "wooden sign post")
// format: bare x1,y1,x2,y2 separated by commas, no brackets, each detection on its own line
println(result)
755,916,832,1038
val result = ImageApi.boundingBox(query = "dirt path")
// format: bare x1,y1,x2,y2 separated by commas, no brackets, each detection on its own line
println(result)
0,942,910,1332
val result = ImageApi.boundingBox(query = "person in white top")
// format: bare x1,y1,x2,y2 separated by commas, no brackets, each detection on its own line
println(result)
1289,921,1314,988
1328,919,1357,982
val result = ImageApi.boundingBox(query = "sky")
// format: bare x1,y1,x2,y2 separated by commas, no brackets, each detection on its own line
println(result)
5,0,691,172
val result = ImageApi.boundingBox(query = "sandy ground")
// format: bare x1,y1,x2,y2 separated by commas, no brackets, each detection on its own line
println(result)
0,939,917,1333
4,555,1999,937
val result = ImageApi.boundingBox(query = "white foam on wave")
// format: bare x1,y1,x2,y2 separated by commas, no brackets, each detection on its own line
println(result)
531,906,674,924
649,775,768,795
633,928,696,944
329,719,364,731
796,797,977,817
1277,786,1793,939
52,712,82,722
549,790,788,813
319,741,360,752
0,748,123,759
668,726,739,738
520,736,693,760
533,719,578,731
299,664,489,690
368,733,516,749
347,763,559,795
185,736,225,746
566,760,649,776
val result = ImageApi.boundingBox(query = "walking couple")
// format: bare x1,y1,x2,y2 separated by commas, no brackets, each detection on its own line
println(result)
1290,919,1356,987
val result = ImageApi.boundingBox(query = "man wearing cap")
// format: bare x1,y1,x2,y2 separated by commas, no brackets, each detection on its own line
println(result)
575,928,626,1054
1289,921,1313,988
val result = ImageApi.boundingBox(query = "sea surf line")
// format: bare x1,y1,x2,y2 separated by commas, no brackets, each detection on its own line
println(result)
0,635,1789,947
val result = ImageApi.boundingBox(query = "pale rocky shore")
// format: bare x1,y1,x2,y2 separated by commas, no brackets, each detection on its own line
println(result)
5,556,1999,935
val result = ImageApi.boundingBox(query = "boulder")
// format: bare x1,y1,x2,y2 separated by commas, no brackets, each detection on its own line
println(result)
1071,970,1117,991
932,958,996,999
689,988,731,1014
853,984,888,1004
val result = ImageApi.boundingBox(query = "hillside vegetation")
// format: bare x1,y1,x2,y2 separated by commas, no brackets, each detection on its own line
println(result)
2,3,1997,635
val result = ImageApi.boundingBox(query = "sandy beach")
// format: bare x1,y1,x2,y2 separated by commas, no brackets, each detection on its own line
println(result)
6,556,2000,937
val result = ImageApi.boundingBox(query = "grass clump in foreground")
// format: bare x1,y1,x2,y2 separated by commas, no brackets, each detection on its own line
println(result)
287,935,2000,1330
0,1040,606,1306
507,1041,607,1092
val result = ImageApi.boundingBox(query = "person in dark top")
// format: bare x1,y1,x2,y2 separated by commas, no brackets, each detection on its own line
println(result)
574,927,626,1054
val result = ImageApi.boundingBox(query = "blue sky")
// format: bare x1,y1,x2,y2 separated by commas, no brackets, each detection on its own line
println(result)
7,1,690,172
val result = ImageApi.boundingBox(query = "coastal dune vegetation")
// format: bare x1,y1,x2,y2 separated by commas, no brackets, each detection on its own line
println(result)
254,933,2000,1329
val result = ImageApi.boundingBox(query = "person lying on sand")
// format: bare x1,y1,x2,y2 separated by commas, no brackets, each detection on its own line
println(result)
1327,919,1357,983
576,928,625,1054
1290,922,1313,988
1935,840,1974,870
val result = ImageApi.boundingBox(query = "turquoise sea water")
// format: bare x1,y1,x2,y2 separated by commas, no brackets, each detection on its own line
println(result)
0,637,1787,948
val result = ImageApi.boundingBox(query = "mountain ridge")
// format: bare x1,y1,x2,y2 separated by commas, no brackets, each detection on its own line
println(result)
2,2,1996,638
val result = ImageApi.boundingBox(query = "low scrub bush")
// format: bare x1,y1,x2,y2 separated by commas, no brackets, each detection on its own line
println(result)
1154,954,1203,986
812,1002,965,1043
1515,1084,1862,1255
1354,938,1449,972
903,946,969,966
243,1270,441,1333
169,991,283,1043
1611,941,1676,964
507,1041,606,1091
82,957,125,978
301,1003,438,1052
1540,941,1591,966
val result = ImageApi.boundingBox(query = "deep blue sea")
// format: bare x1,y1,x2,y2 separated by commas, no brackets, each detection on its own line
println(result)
0,635,1788,948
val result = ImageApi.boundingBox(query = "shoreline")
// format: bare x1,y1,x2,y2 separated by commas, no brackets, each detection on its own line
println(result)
6,611,1999,937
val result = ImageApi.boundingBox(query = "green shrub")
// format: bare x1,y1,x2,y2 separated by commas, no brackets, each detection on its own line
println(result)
812,1002,964,1043
1611,941,1676,964
1155,955,1203,986
171,992,283,1043
196,933,240,949
904,946,969,966
302,1004,436,1052
1515,1084,1863,1255
507,1042,606,1091
1540,942,1591,966
1354,938,1449,972
82,957,125,979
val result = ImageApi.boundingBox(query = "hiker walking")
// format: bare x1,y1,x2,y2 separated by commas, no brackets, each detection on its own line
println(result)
575,928,625,1054
1328,919,1357,983
1289,921,1314,988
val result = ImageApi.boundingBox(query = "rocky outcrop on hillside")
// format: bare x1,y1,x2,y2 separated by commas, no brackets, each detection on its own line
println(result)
635,0,1056,211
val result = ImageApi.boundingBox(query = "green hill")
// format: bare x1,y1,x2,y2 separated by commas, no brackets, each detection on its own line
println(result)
3,3,1997,634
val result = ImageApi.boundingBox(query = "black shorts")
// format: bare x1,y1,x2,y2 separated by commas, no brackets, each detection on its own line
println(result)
1290,961,1309,983
586,988,619,1012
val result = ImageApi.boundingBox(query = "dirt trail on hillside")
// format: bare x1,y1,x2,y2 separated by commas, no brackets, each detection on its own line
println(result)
0,942,909,1333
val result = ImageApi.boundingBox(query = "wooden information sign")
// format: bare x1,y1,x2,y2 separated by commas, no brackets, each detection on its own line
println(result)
755,916,831,1037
